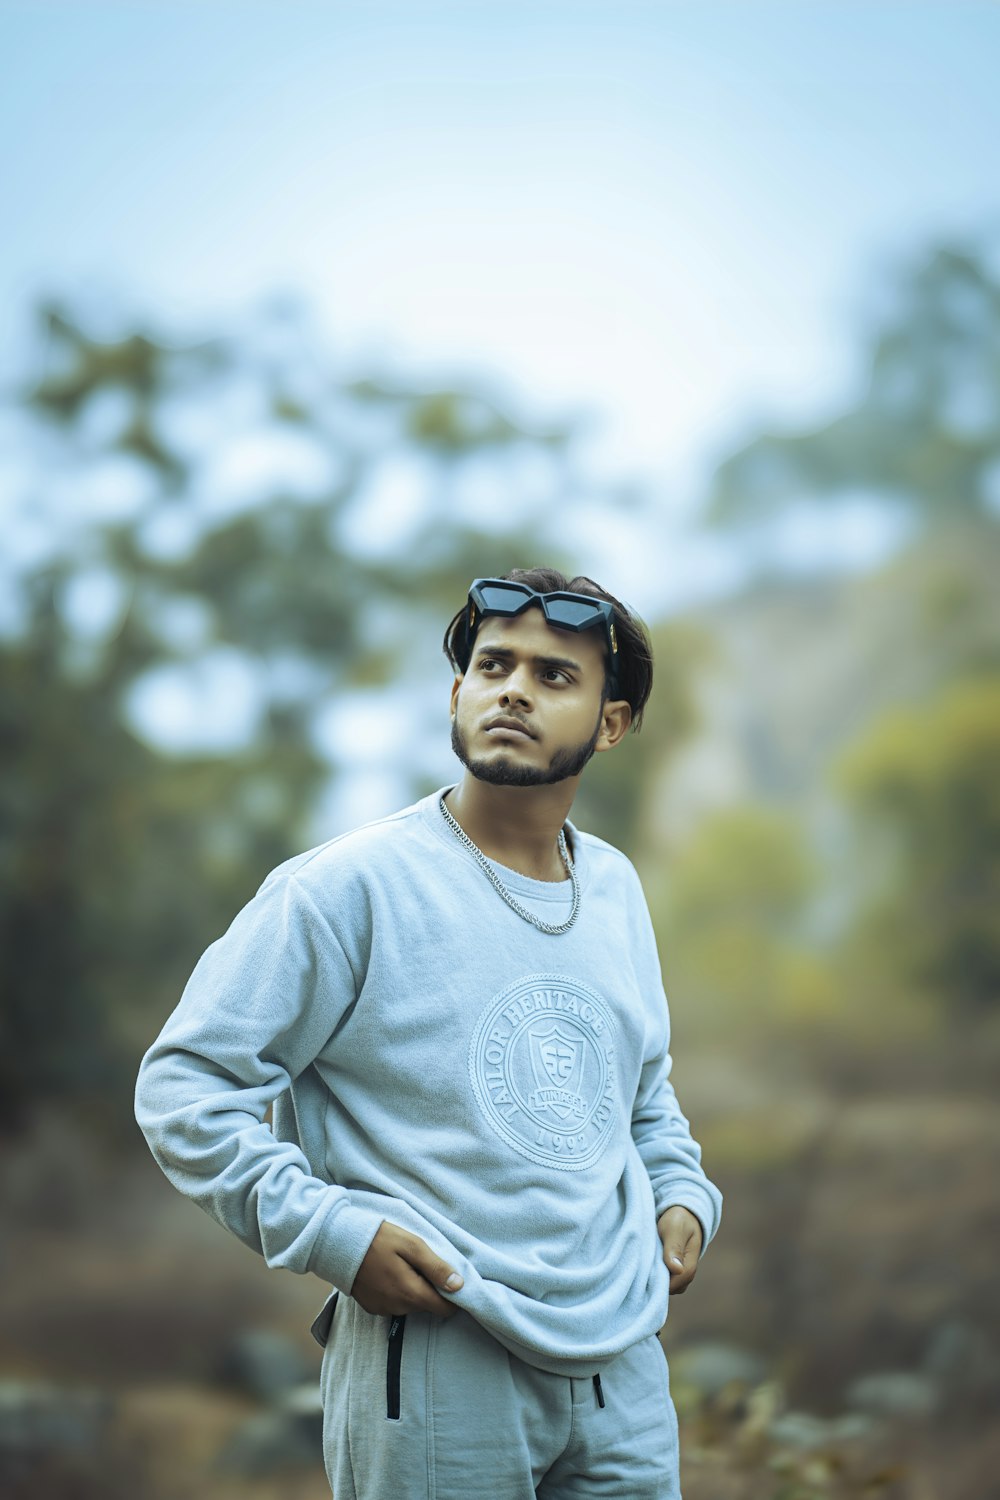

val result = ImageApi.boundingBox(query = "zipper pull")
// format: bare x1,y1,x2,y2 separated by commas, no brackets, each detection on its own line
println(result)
388,1316,403,1341
593,1373,605,1409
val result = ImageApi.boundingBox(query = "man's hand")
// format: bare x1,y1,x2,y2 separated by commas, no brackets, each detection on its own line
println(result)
351,1222,465,1319
657,1205,703,1295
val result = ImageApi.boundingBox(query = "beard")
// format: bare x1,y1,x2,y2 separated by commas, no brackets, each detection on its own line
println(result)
450,712,603,787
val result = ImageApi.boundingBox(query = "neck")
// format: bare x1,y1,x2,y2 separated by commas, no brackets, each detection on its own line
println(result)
444,774,578,881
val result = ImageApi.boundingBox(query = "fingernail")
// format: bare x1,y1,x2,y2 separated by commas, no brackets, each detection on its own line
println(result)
444,1273,463,1291
668,1255,684,1268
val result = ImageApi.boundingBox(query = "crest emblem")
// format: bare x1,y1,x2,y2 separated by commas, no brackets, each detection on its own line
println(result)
469,974,618,1171
528,1022,586,1120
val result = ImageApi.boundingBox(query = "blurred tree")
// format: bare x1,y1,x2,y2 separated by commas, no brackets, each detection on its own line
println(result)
0,299,629,1129
668,238,1000,1042
706,243,1000,531
641,801,834,1054
11,233,999,1130
832,677,1000,1016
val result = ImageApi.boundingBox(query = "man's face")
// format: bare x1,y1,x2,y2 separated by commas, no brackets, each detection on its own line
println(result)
449,607,620,788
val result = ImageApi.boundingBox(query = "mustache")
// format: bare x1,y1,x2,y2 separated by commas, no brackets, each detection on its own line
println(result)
483,714,537,739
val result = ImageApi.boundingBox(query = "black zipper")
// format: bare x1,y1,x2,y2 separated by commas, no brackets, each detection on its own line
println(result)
386,1316,406,1420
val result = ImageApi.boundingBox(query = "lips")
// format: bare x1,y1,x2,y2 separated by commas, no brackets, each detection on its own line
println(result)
484,715,536,740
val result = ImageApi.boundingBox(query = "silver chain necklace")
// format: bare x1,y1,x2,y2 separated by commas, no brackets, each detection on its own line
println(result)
438,794,580,935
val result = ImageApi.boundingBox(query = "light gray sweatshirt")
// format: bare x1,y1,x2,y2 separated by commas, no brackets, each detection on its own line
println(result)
135,789,721,1376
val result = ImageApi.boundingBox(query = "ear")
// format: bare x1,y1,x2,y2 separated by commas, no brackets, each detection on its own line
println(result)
449,675,463,719
593,697,631,753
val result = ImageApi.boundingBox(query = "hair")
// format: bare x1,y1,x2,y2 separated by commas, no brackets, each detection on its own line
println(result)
443,566,654,732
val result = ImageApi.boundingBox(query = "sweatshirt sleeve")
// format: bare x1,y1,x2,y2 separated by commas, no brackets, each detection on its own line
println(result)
627,880,723,1251
631,1033,722,1251
134,870,385,1295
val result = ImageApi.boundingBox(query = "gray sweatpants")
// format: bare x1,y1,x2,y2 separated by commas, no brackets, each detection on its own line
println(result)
317,1295,680,1499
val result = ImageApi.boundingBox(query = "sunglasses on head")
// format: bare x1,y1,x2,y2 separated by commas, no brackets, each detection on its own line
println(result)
466,578,619,693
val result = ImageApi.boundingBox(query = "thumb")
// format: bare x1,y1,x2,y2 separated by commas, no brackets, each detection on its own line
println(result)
664,1239,689,1272
403,1233,464,1293
659,1225,686,1268
658,1206,702,1270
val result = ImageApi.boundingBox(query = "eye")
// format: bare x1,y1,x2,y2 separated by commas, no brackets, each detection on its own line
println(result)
542,668,569,684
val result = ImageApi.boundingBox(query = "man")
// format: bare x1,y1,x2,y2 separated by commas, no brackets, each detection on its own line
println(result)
135,567,722,1499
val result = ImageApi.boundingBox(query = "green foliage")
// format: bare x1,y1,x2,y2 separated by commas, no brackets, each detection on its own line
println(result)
1,299,632,1127
347,376,572,455
0,584,331,1128
664,805,815,933
653,804,828,1036
832,676,1000,1014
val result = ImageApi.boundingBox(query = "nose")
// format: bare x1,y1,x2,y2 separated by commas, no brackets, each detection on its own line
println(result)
498,665,533,710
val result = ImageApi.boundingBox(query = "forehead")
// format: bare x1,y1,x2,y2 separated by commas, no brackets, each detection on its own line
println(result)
471,606,607,671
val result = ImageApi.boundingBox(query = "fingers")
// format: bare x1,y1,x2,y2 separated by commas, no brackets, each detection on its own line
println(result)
351,1223,464,1319
395,1262,458,1318
400,1229,464,1296
657,1205,703,1296
394,1229,463,1317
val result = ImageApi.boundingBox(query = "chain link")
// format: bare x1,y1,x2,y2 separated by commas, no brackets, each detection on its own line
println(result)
438,795,580,935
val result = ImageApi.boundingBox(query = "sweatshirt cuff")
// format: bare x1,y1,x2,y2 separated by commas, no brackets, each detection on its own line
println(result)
307,1197,386,1294
653,1182,721,1254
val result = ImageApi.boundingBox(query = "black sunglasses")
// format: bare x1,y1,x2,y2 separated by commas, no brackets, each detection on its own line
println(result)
466,578,619,692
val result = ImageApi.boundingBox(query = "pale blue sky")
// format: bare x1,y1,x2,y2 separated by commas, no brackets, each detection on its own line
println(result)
2,1,998,594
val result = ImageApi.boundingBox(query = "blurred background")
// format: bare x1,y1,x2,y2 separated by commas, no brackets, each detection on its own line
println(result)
2,4,998,1497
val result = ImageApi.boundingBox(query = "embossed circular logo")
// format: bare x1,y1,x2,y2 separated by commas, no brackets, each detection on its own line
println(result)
469,974,618,1170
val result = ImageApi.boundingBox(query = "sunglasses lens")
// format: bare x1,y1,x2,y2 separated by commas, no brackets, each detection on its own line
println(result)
476,582,531,612
546,599,603,629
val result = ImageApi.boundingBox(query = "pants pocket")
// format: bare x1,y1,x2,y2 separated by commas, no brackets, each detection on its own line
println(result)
310,1290,340,1349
